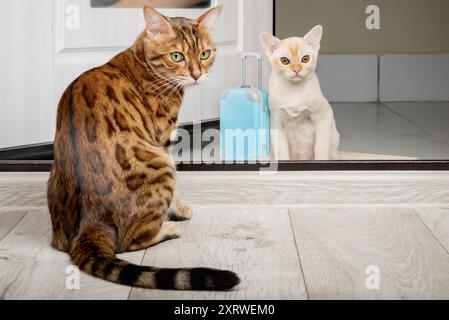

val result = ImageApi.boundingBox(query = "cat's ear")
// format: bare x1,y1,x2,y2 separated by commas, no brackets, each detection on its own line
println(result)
197,6,223,33
260,32,282,56
143,6,176,39
303,25,323,51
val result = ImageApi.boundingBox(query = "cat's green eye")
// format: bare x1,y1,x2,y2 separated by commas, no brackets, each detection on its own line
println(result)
200,50,212,60
280,57,291,65
170,52,185,63
302,55,311,63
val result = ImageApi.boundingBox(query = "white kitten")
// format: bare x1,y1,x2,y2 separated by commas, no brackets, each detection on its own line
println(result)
260,26,340,161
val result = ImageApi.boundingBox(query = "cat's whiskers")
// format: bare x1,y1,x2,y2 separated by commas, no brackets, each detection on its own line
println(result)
146,77,178,93
145,82,171,95
150,78,177,91
148,83,174,98
146,78,171,89
150,78,181,96
153,84,177,100
154,78,183,100
162,82,183,104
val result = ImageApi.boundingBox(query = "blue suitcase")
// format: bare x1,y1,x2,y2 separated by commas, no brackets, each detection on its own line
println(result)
220,53,270,162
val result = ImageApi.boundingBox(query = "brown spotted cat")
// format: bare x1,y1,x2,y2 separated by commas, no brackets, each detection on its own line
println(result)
47,6,240,290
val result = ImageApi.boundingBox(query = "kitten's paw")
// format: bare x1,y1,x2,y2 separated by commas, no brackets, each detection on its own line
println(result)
168,202,193,221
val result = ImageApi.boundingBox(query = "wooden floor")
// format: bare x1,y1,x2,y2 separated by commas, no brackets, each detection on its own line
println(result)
1,172,449,300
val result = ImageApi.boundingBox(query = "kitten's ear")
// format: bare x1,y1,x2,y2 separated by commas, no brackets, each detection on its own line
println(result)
143,6,175,39
303,25,323,51
197,6,223,33
260,32,282,56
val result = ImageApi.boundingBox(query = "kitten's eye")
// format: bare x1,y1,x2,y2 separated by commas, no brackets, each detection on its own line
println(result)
302,55,310,63
170,52,185,63
280,57,291,65
200,50,211,60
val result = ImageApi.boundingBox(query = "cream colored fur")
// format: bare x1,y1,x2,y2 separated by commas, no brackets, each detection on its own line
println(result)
261,26,340,161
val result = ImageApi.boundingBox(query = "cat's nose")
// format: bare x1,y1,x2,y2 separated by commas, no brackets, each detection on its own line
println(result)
292,63,302,73
191,73,202,81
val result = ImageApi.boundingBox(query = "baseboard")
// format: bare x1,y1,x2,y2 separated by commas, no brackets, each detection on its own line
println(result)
319,54,449,103
318,55,378,102
380,54,449,102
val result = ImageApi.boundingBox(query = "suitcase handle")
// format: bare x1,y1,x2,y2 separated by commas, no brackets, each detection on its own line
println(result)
241,52,263,89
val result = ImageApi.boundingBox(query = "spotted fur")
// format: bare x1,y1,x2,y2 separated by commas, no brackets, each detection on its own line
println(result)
48,6,240,291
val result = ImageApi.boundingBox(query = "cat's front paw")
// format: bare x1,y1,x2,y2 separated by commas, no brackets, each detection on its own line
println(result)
168,201,193,221
160,222,182,241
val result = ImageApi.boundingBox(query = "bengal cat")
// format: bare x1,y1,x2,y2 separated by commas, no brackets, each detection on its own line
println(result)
47,6,240,290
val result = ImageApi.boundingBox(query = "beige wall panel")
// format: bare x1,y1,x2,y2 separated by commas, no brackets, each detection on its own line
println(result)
276,0,449,54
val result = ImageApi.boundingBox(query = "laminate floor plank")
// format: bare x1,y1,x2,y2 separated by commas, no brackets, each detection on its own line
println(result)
0,209,144,300
0,173,49,209
0,210,27,242
129,208,308,300
290,208,449,300
417,207,449,252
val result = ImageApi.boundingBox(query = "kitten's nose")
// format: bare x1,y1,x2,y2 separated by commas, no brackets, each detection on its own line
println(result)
292,63,302,73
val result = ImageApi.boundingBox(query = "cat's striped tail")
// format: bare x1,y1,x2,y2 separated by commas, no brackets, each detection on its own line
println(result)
70,233,240,291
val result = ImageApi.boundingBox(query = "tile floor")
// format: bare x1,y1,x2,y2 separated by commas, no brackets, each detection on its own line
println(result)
334,102,449,159
174,102,449,161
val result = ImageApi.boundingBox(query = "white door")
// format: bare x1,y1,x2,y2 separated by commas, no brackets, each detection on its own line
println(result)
0,0,273,148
